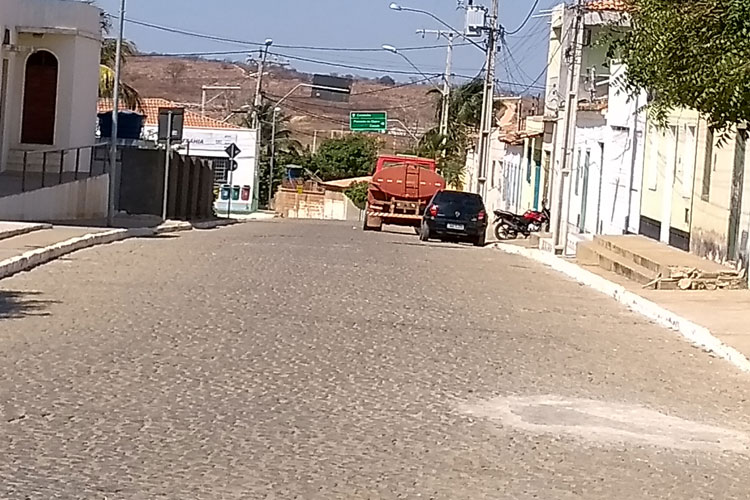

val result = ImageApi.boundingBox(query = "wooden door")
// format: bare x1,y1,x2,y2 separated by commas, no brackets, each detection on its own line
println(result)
21,51,57,145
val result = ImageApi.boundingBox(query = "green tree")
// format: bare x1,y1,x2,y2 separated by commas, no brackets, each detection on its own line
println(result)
344,181,369,210
95,4,142,110
243,102,307,207
312,135,380,181
615,0,750,132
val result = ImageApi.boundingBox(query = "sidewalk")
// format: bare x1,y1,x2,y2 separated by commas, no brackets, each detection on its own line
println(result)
494,242,750,372
594,264,750,360
0,218,240,282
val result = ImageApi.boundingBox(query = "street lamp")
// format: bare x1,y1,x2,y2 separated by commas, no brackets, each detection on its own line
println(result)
381,45,449,138
268,106,282,207
251,38,273,129
388,2,484,51
107,0,126,227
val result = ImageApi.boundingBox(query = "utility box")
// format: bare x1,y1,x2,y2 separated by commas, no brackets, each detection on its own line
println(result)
465,5,487,37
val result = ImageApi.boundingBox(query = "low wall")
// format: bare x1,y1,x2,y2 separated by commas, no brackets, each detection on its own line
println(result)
0,174,108,222
275,188,363,221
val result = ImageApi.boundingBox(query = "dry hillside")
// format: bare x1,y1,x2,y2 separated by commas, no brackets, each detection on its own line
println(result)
122,55,440,151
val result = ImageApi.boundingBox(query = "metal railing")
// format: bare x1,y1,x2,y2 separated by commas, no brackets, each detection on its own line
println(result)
21,142,110,193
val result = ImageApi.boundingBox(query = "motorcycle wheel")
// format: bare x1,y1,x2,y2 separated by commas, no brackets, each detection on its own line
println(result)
494,223,513,240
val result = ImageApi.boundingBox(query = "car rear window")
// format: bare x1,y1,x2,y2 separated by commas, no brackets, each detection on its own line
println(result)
434,192,483,212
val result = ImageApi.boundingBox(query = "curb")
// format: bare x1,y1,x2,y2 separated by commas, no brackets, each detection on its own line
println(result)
493,243,750,373
0,228,135,281
0,219,238,282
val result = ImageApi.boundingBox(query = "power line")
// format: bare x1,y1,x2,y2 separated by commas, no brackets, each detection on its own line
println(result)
117,16,469,54
505,0,542,35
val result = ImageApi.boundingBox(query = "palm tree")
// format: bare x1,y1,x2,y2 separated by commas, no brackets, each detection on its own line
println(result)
99,38,141,110
92,3,141,110
414,80,488,189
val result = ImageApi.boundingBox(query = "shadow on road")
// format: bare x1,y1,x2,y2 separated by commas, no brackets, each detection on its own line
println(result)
0,290,58,319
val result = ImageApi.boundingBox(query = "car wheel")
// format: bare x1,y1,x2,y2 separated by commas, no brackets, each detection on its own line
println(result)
419,221,430,241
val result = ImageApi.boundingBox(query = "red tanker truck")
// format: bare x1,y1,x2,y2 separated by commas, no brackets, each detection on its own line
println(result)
363,155,446,231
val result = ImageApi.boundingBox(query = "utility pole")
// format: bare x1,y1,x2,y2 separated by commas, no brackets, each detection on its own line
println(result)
551,0,584,254
107,0,126,227
476,0,499,200
417,29,455,139
201,85,242,116
250,40,272,129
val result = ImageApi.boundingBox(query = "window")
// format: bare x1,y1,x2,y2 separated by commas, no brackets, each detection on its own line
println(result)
491,160,497,189
701,128,714,201
682,125,697,198
212,158,229,186
647,127,659,191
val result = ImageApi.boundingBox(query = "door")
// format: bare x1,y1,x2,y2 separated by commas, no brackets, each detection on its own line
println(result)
21,51,58,145
533,163,541,210
579,150,590,232
727,132,747,260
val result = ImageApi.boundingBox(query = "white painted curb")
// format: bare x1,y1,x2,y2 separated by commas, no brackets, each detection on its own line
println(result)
494,243,750,373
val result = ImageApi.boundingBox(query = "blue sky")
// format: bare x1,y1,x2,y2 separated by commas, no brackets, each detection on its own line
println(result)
95,0,559,93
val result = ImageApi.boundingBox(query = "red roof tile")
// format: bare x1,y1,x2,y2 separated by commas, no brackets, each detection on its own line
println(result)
98,98,242,130
586,0,629,11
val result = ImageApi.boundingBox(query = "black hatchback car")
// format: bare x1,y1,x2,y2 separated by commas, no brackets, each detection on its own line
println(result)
420,190,488,246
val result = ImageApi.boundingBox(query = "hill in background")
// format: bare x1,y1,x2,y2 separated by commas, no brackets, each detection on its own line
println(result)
123,55,442,153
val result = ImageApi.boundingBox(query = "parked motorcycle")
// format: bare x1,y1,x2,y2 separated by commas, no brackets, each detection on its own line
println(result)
493,206,550,240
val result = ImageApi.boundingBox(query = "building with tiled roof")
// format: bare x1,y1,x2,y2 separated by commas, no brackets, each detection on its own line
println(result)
98,98,241,130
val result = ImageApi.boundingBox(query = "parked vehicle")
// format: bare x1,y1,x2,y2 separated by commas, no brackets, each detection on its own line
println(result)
420,190,488,247
493,206,550,240
363,155,446,232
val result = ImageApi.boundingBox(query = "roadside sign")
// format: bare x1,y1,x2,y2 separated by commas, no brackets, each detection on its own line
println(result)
350,112,387,132
228,160,239,172
225,143,241,159
158,107,185,142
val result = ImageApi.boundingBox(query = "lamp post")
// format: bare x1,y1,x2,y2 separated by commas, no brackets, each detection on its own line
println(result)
381,45,448,138
107,0,126,227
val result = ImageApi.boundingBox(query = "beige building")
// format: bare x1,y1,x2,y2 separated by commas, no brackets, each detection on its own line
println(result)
640,108,750,265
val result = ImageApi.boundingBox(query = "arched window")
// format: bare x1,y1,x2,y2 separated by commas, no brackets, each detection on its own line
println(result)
21,50,58,145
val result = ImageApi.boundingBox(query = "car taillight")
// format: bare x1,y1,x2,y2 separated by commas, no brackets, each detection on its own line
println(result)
478,210,486,221
429,204,438,217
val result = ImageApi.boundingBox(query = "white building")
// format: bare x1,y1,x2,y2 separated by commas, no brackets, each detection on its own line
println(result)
544,0,646,252
0,0,101,173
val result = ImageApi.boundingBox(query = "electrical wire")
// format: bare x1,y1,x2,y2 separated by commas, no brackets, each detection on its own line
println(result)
118,16,468,54
505,0,542,35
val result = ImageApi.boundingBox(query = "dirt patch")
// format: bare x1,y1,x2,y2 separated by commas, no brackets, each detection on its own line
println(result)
459,395,750,454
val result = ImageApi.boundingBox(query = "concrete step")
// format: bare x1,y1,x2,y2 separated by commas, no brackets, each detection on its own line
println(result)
577,241,659,286
594,235,666,275
0,222,51,241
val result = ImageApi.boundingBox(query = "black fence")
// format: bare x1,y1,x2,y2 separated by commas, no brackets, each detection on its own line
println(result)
21,143,109,192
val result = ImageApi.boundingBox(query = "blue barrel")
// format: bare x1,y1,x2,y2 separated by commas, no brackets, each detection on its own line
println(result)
98,111,145,139
220,185,231,201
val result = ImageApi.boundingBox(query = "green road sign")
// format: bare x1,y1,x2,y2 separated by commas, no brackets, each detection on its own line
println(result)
350,112,387,132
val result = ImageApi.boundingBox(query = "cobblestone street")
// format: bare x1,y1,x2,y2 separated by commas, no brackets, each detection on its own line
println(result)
1,220,750,499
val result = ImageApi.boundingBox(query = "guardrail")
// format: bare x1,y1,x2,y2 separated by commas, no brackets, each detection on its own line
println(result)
21,142,110,193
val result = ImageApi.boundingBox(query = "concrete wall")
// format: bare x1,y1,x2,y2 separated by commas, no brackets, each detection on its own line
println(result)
275,188,363,221
0,173,107,221
691,126,750,265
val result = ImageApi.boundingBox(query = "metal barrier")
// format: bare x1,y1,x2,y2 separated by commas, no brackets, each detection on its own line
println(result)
21,143,110,193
